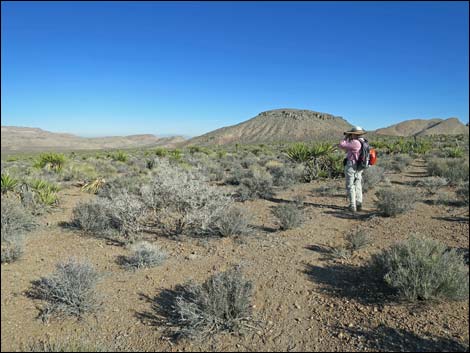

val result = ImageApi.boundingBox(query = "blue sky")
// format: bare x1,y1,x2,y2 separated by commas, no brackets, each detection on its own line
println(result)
1,1,468,137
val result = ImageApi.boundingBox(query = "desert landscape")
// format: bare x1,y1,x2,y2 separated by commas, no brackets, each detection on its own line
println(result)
1,109,469,352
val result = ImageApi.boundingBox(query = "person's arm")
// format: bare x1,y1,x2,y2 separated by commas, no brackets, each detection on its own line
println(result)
339,138,360,151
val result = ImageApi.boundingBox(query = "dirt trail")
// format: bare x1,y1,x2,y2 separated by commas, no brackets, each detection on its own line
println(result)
1,161,468,352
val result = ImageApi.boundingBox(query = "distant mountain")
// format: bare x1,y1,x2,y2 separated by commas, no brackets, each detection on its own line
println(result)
375,118,468,137
1,126,186,153
186,109,353,146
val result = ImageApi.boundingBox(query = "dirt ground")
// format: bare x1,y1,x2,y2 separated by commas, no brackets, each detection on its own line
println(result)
1,160,469,352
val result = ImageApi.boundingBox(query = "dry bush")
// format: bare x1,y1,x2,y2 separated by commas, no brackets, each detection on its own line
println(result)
371,236,469,301
140,161,232,237
237,167,274,201
213,205,253,237
375,188,417,217
417,177,448,195
120,241,167,270
72,191,145,240
1,198,36,263
158,266,254,340
272,203,304,230
345,229,371,251
29,258,102,322
362,166,386,192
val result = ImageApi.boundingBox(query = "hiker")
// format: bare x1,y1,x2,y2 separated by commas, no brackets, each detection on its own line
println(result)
338,126,367,212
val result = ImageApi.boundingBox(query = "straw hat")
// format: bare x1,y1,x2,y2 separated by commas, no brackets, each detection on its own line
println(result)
344,126,366,135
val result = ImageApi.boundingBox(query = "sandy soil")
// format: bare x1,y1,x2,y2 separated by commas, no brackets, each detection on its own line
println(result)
1,160,469,352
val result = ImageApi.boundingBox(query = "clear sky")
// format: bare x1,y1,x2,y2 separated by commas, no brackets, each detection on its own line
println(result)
1,1,469,137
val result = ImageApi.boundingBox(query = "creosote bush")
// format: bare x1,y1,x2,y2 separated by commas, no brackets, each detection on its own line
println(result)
29,258,102,322
371,236,469,302
120,241,167,270
375,188,417,217
272,203,304,230
160,266,254,340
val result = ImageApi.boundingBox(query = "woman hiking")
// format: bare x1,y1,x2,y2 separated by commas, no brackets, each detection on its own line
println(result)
338,126,367,212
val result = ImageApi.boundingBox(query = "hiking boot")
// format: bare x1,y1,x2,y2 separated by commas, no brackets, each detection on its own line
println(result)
348,205,357,212
357,203,363,211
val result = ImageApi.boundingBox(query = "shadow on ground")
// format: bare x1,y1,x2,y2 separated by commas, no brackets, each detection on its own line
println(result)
343,324,469,352
303,262,397,305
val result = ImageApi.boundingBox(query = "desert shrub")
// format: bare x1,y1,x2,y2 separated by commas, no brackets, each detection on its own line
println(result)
25,337,107,352
371,236,469,302
35,153,66,172
120,241,167,270
1,198,36,242
265,161,301,187
72,191,144,240
456,182,469,206
272,203,304,230
330,245,352,260
224,166,246,186
140,162,231,237
213,206,252,237
160,267,254,339
345,229,371,251
29,258,102,322
427,158,469,185
375,188,417,217
237,167,274,201
1,173,19,194
1,239,24,263
362,166,386,192
97,175,144,199
417,177,448,195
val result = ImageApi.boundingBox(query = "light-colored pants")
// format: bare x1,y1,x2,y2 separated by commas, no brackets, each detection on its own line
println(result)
345,162,363,209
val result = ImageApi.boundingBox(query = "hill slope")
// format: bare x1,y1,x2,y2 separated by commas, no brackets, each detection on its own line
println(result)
186,109,353,145
375,118,468,136
1,126,185,153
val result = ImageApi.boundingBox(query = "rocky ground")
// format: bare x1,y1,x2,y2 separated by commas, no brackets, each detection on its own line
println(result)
1,160,469,352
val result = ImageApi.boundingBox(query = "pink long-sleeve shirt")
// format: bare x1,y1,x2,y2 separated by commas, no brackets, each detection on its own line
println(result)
339,138,362,164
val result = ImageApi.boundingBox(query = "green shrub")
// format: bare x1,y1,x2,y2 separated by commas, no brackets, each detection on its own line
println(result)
427,158,469,185
371,236,469,301
375,188,417,217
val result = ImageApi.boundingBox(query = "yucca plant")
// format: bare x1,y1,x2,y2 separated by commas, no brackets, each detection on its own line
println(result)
1,174,19,194
29,179,60,193
109,151,128,162
35,153,66,172
286,143,311,163
81,178,106,194
444,147,464,158
36,188,59,206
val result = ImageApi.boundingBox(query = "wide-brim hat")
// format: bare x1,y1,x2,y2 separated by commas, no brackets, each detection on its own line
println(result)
344,126,366,135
